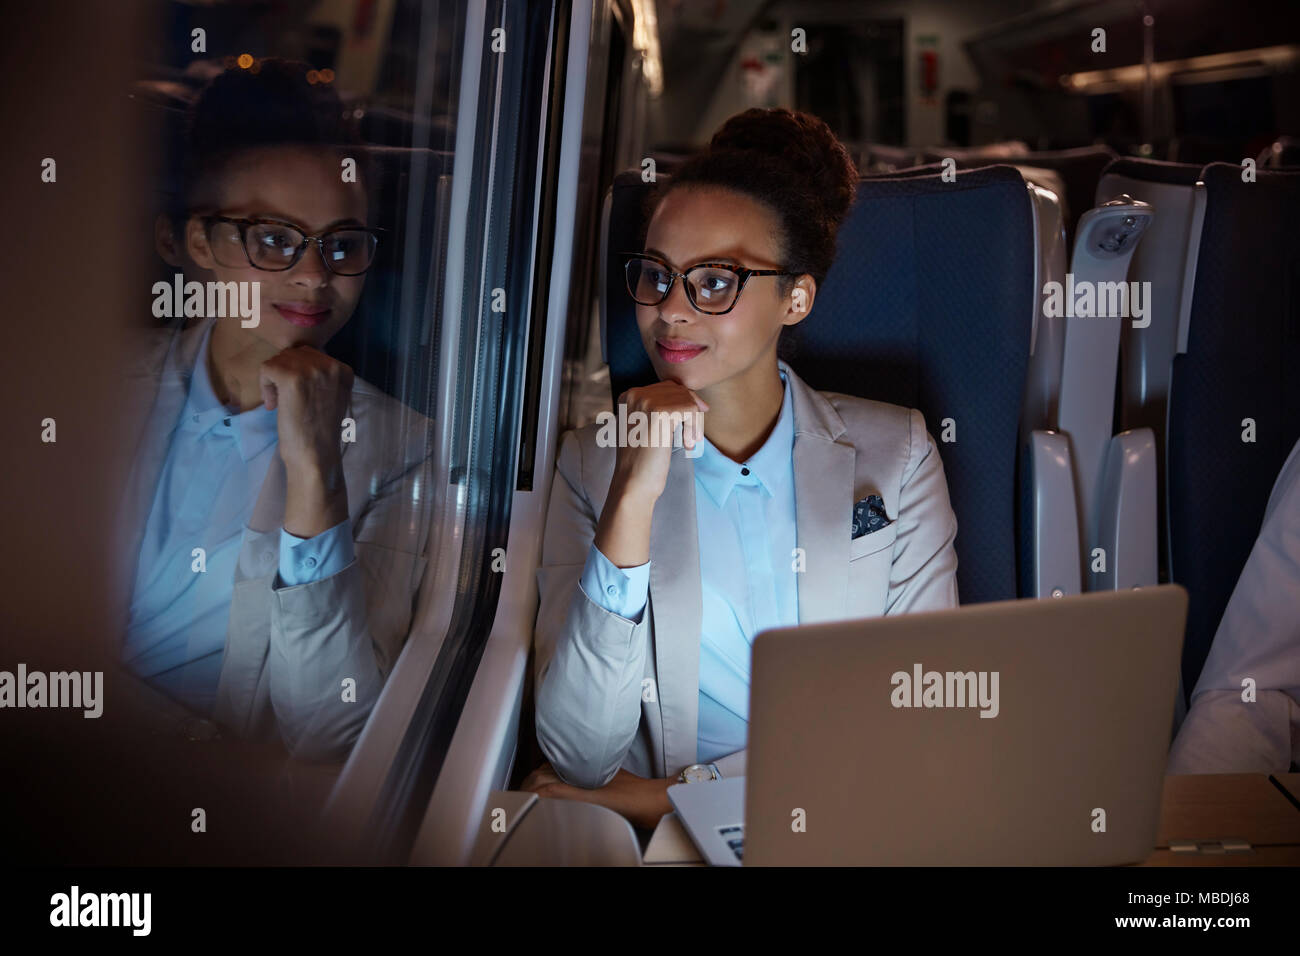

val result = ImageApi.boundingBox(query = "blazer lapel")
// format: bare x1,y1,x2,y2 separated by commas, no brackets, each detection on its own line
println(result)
648,441,703,775
112,318,214,641
781,359,856,624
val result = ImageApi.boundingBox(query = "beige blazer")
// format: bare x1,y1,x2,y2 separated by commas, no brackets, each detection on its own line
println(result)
534,358,959,788
113,316,432,759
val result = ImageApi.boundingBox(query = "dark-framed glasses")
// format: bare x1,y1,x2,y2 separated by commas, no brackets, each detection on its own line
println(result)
621,252,797,316
203,216,382,276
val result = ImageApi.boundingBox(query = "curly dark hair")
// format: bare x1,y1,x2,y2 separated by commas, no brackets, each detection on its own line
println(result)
183,58,362,208
649,108,858,295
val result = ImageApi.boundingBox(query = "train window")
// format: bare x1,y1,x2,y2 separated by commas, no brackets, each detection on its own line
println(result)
114,0,560,832
114,0,478,799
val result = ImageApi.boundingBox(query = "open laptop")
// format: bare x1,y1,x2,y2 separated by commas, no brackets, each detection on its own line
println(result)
668,585,1186,866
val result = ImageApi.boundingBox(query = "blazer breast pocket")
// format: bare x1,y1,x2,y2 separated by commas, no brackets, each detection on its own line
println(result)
847,523,897,618
849,522,898,561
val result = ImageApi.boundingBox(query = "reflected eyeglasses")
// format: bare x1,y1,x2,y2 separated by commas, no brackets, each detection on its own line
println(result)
620,252,797,316
203,216,383,276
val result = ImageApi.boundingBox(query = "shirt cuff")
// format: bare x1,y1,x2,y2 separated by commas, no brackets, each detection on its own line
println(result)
276,518,355,588
579,542,649,623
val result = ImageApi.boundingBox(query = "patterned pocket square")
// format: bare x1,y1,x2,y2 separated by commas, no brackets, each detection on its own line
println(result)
851,494,891,539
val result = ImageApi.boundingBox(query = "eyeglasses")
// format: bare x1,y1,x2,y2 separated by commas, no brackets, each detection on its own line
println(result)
203,216,383,276
621,252,797,316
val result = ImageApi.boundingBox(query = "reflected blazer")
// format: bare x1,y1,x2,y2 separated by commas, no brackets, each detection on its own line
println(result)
533,358,960,789
114,316,433,759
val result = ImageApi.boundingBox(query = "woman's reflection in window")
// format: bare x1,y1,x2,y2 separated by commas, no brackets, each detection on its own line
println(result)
121,59,432,760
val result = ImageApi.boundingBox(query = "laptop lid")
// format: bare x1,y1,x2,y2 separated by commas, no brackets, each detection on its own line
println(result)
744,585,1187,865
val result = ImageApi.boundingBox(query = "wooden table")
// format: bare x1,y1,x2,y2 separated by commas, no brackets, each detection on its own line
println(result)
1272,772,1300,804
1140,773,1300,866
642,773,1300,866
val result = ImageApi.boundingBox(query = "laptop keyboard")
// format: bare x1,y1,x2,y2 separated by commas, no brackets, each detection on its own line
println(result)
718,825,744,862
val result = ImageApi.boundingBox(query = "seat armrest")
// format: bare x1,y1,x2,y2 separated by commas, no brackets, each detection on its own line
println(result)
490,795,642,866
468,790,538,866
1029,430,1083,598
1092,428,1158,590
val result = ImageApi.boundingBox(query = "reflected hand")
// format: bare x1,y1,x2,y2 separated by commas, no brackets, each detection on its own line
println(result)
259,345,353,537
260,345,354,471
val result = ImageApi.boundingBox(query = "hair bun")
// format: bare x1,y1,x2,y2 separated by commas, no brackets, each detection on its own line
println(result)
187,58,351,161
657,107,858,289
706,108,856,222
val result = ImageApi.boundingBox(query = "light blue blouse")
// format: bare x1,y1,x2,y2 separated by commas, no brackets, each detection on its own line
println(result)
578,369,799,763
122,322,353,716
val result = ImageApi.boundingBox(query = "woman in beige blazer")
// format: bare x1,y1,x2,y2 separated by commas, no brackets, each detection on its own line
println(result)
526,109,959,828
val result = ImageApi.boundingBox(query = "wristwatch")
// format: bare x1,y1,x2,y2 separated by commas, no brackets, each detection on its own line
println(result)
678,763,721,784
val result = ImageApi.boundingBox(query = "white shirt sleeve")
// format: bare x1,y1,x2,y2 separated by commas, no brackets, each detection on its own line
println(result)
1168,438,1300,773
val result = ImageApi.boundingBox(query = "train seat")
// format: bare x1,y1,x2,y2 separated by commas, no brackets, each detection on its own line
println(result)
327,145,455,410
1166,163,1300,702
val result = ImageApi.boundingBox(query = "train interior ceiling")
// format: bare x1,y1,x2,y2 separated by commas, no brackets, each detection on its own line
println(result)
31,0,1298,863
